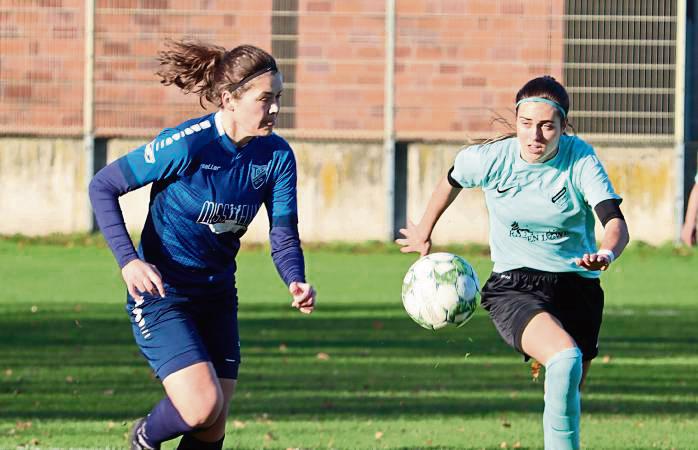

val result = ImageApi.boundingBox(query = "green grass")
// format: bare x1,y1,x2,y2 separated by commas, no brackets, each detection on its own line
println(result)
0,238,696,449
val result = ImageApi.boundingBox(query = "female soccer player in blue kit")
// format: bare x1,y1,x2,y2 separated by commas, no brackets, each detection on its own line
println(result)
89,40,316,450
397,76,629,450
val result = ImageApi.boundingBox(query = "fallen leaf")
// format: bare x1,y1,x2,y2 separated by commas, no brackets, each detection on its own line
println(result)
375,431,384,440
513,442,522,448
107,421,115,430
279,343,288,352
65,376,74,383
15,421,32,431
30,306,38,313
500,442,508,448
502,421,511,428
602,355,611,363
256,413,272,424
233,420,246,429
316,352,330,360
4,369,12,377
530,360,542,381
264,432,275,441
103,389,114,396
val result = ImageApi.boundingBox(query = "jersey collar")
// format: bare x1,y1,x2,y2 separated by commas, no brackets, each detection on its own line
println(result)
214,111,257,155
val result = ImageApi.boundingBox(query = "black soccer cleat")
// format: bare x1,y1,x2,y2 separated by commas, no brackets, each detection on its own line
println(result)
128,417,160,450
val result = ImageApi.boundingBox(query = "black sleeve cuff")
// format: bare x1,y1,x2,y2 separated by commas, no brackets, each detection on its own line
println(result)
447,166,463,188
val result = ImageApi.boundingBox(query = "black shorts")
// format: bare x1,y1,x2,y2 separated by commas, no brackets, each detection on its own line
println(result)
481,268,604,361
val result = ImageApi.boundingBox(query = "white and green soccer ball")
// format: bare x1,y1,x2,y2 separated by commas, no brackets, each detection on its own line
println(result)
401,252,480,330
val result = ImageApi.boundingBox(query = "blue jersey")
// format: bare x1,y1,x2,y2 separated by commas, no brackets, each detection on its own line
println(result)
90,111,305,295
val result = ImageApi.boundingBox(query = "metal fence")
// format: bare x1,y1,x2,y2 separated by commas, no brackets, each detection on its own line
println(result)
564,0,677,141
0,0,682,143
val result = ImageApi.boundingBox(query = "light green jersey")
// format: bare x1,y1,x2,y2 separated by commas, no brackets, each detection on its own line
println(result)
450,135,620,278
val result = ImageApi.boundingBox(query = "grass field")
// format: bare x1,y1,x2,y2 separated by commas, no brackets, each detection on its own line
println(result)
0,237,697,449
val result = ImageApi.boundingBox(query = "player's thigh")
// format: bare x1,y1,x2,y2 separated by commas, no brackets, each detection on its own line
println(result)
520,311,577,365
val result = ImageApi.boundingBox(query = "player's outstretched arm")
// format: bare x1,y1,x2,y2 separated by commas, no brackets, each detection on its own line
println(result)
289,281,316,314
576,217,629,271
395,175,462,256
680,183,698,246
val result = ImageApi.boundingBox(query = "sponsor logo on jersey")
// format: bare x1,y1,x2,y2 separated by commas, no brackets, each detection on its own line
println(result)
509,221,568,242
196,200,261,234
250,163,271,189
200,163,221,171
143,119,212,164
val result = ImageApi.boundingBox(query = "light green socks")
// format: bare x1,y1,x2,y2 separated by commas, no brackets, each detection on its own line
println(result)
543,347,582,450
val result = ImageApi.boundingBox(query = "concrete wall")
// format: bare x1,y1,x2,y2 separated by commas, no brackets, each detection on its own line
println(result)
0,138,89,235
0,137,677,245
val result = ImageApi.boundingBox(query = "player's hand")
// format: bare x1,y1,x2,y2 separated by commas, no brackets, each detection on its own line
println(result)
574,253,611,271
395,220,431,256
289,281,316,314
121,259,165,301
680,222,696,246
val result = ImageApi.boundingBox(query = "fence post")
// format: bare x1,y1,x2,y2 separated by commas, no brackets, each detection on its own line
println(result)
83,0,96,232
384,0,396,240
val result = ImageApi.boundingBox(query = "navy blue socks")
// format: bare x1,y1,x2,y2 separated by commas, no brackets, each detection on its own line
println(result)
143,397,195,446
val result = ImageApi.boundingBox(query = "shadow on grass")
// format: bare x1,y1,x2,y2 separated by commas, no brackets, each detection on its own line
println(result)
0,302,696,420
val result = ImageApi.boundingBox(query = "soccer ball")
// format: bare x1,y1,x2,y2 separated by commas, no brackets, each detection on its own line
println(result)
401,252,480,330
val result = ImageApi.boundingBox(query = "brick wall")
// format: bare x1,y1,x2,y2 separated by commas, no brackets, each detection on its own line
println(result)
394,0,564,139
93,0,273,136
0,0,85,135
0,0,564,139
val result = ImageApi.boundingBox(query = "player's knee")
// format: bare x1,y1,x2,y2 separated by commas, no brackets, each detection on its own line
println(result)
544,347,583,413
179,388,224,429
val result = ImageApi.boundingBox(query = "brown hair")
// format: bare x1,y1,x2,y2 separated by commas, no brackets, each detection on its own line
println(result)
478,75,572,145
156,39,278,109
515,75,570,121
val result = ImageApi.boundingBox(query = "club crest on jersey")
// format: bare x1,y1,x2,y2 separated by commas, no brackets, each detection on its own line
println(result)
250,163,270,189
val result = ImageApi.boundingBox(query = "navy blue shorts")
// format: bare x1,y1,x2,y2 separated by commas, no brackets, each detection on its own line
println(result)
481,268,604,362
126,291,240,380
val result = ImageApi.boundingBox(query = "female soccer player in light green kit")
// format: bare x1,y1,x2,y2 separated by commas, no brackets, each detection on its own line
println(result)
397,76,629,450
680,177,698,245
